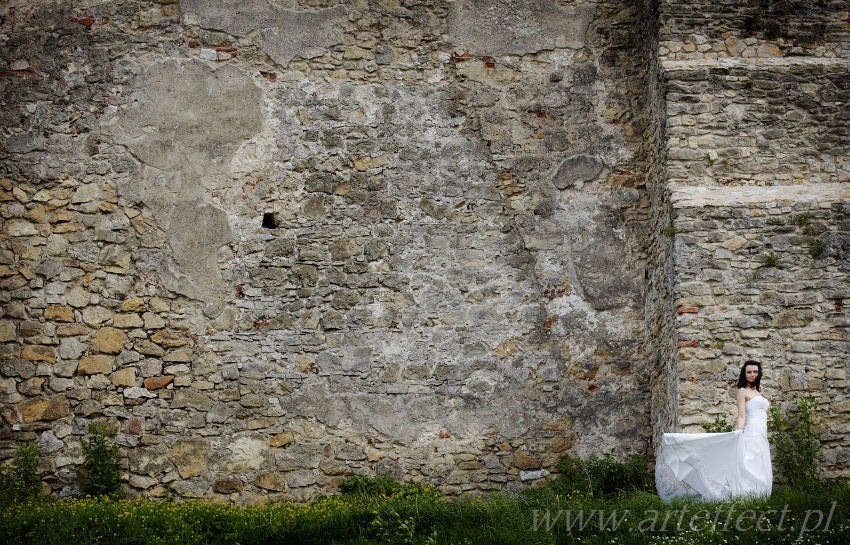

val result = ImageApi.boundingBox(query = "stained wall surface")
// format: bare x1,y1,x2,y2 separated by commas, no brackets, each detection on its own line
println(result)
0,0,847,500
656,0,850,479
1,0,653,500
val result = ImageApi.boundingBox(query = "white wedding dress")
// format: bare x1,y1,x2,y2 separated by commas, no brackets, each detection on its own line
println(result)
656,396,773,501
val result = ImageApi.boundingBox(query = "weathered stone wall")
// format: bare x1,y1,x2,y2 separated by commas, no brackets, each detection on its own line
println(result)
1,0,847,500
664,60,849,187
643,0,681,447
658,0,850,478
671,186,849,476
1,0,654,500
659,0,850,60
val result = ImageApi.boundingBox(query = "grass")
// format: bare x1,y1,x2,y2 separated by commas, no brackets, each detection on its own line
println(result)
1,483,847,545
808,238,827,258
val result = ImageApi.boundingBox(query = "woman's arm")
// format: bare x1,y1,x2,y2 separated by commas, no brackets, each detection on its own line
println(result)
735,388,746,430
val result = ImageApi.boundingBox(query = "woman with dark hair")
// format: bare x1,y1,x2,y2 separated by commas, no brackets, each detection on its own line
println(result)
655,360,773,501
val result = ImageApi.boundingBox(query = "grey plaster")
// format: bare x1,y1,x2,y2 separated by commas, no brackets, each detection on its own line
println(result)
447,0,596,56
552,154,606,190
181,0,348,66
103,59,262,301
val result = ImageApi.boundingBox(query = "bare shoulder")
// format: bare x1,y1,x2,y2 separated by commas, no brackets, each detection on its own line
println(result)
737,387,759,402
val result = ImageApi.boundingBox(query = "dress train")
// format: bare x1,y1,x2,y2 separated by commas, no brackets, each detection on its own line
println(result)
655,396,772,501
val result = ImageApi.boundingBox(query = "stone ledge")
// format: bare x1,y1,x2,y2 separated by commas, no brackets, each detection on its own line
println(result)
669,183,850,209
661,57,850,71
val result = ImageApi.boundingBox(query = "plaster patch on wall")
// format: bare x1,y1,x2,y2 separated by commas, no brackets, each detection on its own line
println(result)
102,59,263,303
225,436,270,471
181,0,348,66
447,0,597,56
106,59,262,187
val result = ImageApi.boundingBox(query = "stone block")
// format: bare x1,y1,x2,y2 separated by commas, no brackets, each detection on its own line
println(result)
552,154,605,190
129,475,158,489
257,473,287,491
771,309,814,328
162,349,192,362
5,219,38,236
318,458,351,476
91,327,126,354
512,450,540,470
59,337,88,361
113,314,144,328
171,390,212,411
246,417,276,430
135,340,166,356
143,312,166,329
0,320,16,342
111,368,137,387
77,355,115,375
120,297,147,312
270,432,295,448
143,376,174,390
287,469,317,488
334,442,366,461
168,439,210,478
21,345,56,363
18,377,45,395
20,395,69,422
82,306,112,327
206,403,232,424
44,305,75,322
57,324,89,337
18,321,42,338
275,443,324,470
0,377,22,403
228,436,268,471
519,468,551,482
213,478,244,494
150,329,188,348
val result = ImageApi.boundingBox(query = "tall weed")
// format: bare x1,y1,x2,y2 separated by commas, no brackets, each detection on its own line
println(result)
768,394,822,489
0,440,43,504
79,423,123,497
551,448,653,498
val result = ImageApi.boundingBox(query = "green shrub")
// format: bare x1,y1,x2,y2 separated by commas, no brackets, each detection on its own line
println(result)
79,423,123,497
0,440,43,504
794,212,813,228
760,253,781,268
551,448,653,498
808,237,827,258
340,475,403,497
769,395,822,489
369,507,437,545
703,414,735,433
339,475,438,503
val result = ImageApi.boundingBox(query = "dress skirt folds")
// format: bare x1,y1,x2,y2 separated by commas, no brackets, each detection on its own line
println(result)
656,396,773,501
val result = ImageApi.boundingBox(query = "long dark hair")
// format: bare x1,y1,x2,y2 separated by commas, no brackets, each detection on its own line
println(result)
737,359,762,390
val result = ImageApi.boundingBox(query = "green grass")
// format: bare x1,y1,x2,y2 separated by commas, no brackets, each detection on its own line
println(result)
1,483,848,545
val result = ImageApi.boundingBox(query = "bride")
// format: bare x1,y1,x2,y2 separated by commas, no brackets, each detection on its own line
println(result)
656,360,773,501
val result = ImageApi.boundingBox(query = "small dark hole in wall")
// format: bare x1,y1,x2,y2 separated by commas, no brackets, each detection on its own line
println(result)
262,212,277,229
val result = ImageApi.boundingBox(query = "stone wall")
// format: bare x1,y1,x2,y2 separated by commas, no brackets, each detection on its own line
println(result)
671,186,849,476
659,0,850,60
664,60,849,187
0,0,655,501
658,0,850,479
643,0,681,447
0,0,847,501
